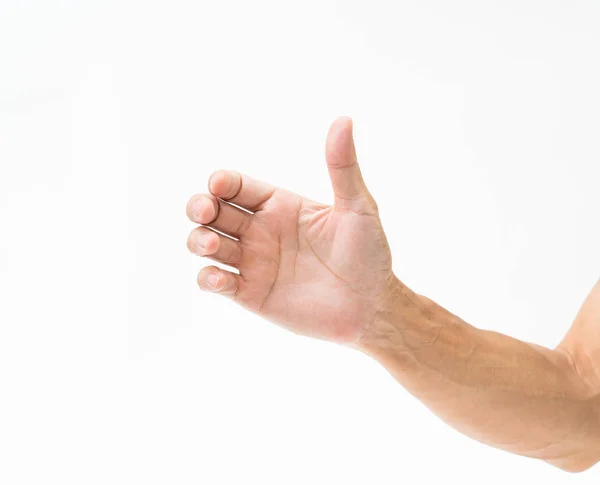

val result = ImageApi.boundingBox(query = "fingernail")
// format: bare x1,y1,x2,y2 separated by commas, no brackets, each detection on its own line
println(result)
196,232,210,250
207,273,220,288
192,199,205,219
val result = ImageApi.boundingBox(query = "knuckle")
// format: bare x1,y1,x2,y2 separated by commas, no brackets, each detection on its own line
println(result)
235,214,251,234
229,242,243,264
369,196,379,213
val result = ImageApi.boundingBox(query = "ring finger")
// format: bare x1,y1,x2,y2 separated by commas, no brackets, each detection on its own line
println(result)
187,226,243,267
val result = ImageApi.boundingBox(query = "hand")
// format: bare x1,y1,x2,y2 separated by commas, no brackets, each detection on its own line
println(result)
186,117,397,343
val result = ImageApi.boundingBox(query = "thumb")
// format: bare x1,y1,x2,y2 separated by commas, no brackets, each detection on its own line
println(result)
325,117,375,212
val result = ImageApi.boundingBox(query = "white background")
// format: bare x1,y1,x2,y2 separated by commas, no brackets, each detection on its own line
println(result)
1,1,599,483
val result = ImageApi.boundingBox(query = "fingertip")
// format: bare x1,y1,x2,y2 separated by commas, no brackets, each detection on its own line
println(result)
206,272,221,289
207,170,219,193
197,266,240,296
187,195,217,224
329,116,353,136
203,232,220,254
187,228,220,256
186,231,196,253
326,116,357,169
338,115,353,129
208,170,230,197
197,267,223,292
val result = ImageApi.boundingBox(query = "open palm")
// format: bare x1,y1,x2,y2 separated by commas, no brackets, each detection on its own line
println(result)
186,118,395,343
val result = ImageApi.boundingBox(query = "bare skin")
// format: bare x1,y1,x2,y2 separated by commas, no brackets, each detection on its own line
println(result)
186,117,600,472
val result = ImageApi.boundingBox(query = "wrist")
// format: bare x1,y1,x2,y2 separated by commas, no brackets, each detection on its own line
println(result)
354,274,421,357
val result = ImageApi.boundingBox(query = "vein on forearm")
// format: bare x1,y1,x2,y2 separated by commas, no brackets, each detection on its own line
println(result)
359,282,600,469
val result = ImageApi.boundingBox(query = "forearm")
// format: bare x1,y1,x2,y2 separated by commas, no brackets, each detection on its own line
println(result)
357,276,600,472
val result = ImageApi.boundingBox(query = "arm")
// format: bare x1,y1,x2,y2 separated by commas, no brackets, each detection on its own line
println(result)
357,278,600,472
186,117,599,472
